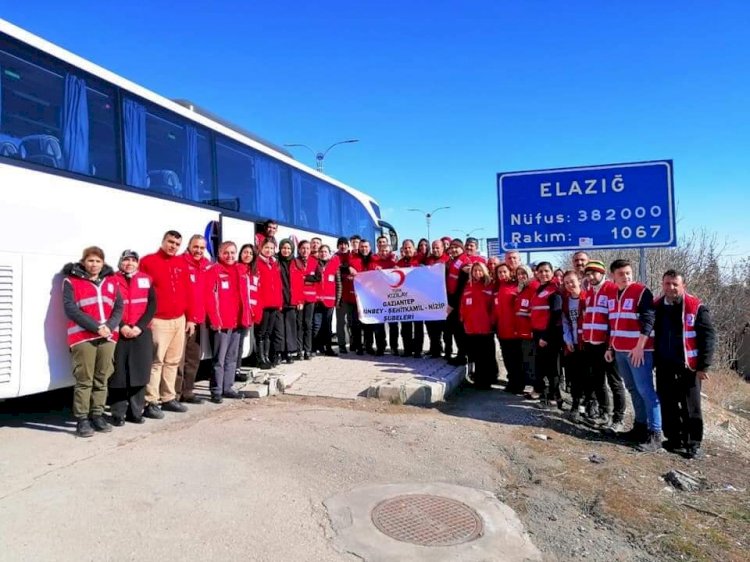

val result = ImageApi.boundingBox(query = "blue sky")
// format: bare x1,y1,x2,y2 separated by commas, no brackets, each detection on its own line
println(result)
3,1,748,262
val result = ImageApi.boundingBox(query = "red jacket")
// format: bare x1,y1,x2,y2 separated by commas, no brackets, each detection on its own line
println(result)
139,249,194,320
582,280,616,345
424,253,449,266
446,254,468,296
609,282,654,351
493,281,518,340
293,256,319,304
237,264,260,326
530,283,558,332
204,262,241,330
338,251,363,304
256,255,283,310
460,282,494,335
514,284,535,340
317,256,340,308
65,275,120,347
181,252,212,324
396,255,423,268
465,254,487,265
115,271,152,327
654,293,702,370
369,254,397,270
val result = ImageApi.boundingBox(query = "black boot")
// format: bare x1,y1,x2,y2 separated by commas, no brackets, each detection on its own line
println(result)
259,339,272,370
637,430,665,452
271,352,281,367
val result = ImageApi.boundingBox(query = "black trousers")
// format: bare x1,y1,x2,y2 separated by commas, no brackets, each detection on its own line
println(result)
280,307,298,354
362,324,376,352
400,321,425,355
426,320,446,356
296,302,315,353
258,308,283,355
312,304,334,351
656,363,704,446
498,338,524,392
445,307,466,358
466,334,498,388
565,347,587,408
533,332,561,400
584,343,626,421
109,386,146,419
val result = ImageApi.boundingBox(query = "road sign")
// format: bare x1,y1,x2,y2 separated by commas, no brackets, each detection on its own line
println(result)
497,160,675,252
486,237,501,257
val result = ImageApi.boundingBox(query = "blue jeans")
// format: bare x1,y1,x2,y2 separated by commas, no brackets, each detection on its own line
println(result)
615,350,661,432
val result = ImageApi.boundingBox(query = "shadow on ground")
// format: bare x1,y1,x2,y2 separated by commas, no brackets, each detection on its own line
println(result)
0,388,76,434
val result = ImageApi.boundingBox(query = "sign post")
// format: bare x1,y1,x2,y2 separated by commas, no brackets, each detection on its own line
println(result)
497,160,676,252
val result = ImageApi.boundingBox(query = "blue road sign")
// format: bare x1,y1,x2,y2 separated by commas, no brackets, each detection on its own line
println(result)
486,237,501,257
497,160,675,252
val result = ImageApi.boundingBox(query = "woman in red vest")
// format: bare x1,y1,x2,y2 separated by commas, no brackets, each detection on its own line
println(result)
530,262,563,407
277,239,304,364
293,240,319,360
62,246,123,437
109,250,156,426
460,262,498,389
204,241,244,403
256,238,283,369
493,263,524,394
236,243,260,379
312,244,340,356
515,265,536,396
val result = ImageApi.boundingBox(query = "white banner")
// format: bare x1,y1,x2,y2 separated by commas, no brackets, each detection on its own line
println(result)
354,263,448,324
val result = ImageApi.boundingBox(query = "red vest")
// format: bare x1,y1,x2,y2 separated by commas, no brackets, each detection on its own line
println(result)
530,284,557,332
316,256,340,308
460,282,494,335
563,289,588,350
65,276,120,347
656,293,702,370
294,256,319,303
369,254,397,270
514,285,535,339
582,280,616,345
238,264,260,326
493,281,518,340
256,256,283,310
204,263,241,330
339,252,363,304
465,254,487,265
608,283,654,351
115,271,152,327
446,254,467,296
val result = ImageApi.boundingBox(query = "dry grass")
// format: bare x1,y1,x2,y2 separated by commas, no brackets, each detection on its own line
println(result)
703,368,750,414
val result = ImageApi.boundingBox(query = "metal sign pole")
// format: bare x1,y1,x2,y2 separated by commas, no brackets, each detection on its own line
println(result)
639,247,647,284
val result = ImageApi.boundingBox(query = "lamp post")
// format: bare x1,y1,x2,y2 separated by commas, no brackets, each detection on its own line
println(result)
407,206,451,241
283,139,359,173
453,228,486,254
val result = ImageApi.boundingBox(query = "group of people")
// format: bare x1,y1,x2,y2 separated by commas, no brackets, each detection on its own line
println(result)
62,221,716,459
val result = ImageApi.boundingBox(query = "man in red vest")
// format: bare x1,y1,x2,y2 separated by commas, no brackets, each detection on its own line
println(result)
581,260,627,431
140,230,195,419
604,259,662,452
654,269,716,459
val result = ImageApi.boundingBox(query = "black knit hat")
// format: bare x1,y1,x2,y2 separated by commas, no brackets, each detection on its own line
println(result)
336,237,349,246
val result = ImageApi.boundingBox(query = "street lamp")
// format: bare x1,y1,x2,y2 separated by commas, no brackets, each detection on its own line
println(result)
283,139,359,173
407,207,451,241
453,227,485,239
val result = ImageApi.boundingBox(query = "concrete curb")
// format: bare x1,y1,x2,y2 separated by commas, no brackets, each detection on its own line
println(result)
365,364,466,405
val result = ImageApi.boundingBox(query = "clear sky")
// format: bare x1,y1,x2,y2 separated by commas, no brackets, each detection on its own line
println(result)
3,1,748,263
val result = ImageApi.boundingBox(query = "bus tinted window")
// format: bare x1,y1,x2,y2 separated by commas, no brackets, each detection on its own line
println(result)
123,98,213,201
216,137,254,213
0,38,118,182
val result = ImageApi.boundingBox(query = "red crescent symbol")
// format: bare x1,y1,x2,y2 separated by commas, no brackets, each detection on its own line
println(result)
389,269,406,288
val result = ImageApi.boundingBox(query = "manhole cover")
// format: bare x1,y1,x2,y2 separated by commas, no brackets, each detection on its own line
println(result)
371,494,484,546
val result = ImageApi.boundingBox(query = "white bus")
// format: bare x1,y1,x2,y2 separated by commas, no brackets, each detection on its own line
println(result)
0,19,398,399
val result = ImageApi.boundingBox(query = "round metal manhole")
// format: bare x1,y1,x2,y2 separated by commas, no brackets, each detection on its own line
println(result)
370,494,484,547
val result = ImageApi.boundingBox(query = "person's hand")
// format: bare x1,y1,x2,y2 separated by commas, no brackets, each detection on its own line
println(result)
131,326,142,338
538,339,548,348
604,349,614,363
629,345,645,367
120,325,133,338
446,305,453,315
97,325,111,338
186,321,196,336
697,370,709,381
348,267,357,276
297,303,303,311
566,343,575,353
